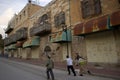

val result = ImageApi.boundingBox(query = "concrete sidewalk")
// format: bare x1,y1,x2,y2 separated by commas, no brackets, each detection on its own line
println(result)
7,58,120,80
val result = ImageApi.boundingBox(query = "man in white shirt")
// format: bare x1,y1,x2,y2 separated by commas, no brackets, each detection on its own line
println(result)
66,55,76,76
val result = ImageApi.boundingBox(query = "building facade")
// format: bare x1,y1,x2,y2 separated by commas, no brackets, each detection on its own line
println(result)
73,0,120,66
4,2,42,58
4,0,120,67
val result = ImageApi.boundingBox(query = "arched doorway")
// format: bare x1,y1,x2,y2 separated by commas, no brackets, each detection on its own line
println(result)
44,46,51,56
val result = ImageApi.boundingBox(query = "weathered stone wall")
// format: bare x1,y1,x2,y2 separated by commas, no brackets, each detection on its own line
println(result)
6,0,120,64
71,0,120,63
29,0,71,61
114,28,120,64
71,36,87,59
86,31,117,63
8,3,42,59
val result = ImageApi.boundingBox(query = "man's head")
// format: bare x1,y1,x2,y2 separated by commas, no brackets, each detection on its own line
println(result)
47,55,51,59
66,55,69,58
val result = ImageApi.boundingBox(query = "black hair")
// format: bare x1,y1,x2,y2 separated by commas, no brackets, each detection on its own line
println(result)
66,55,69,58
47,55,51,59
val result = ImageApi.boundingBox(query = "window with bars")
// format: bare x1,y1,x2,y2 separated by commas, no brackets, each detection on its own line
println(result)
81,0,101,18
23,11,26,16
54,11,65,28
38,14,48,24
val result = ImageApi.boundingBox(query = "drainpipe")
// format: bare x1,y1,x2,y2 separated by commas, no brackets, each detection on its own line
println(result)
69,0,71,27
68,0,72,57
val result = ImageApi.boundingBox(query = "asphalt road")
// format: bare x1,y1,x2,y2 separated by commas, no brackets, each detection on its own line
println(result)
0,58,46,80
0,58,118,80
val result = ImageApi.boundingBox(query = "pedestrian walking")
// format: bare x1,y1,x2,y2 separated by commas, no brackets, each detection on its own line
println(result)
46,55,54,80
75,53,91,76
66,55,76,76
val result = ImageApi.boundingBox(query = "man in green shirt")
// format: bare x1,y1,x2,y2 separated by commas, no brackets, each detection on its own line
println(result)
46,55,54,80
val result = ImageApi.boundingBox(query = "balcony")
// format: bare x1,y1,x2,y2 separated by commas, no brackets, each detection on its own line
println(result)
4,34,17,46
4,37,10,46
30,22,51,36
51,30,72,43
5,25,13,33
9,34,17,44
23,36,40,48
16,27,27,41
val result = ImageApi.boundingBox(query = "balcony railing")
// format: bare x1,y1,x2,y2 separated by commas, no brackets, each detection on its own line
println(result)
4,37,10,46
51,30,72,43
16,27,27,41
5,25,13,33
30,22,51,36
10,34,17,44
4,34,17,46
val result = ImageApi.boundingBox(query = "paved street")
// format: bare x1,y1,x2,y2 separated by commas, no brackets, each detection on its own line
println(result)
0,58,118,80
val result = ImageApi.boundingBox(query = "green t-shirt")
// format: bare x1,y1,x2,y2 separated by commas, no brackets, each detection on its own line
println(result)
46,59,54,69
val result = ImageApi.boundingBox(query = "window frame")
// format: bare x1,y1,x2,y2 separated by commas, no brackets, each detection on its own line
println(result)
81,0,102,19
54,11,66,28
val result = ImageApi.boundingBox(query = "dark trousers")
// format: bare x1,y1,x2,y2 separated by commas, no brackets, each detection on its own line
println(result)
46,68,54,80
67,65,76,76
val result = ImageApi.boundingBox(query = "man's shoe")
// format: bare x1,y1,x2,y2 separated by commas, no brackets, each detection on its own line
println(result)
87,70,91,74
68,73,70,75
79,74,83,76
74,74,76,76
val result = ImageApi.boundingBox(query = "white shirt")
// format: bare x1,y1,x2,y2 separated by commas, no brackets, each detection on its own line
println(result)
66,58,73,65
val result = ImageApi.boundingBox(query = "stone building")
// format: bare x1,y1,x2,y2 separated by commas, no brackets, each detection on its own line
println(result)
25,0,72,61
73,0,120,66
4,0,120,67
4,1,42,58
